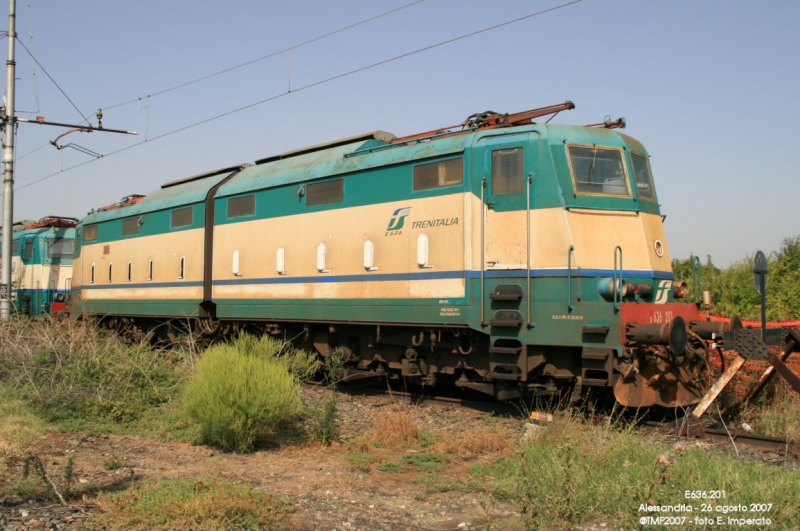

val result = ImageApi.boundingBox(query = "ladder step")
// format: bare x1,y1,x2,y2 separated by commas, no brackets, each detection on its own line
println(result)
582,347,612,361
489,310,523,327
490,284,524,301
582,378,608,386
489,346,522,355
487,372,522,381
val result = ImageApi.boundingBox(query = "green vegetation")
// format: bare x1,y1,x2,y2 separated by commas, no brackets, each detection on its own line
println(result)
87,479,297,531
310,349,343,446
487,412,800,531
182,333,316,453
0,317,192,431
346,452,378,471
673,234,800,321
0,394,45,473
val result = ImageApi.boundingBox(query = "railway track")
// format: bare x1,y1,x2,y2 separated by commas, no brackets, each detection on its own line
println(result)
307,381,799,459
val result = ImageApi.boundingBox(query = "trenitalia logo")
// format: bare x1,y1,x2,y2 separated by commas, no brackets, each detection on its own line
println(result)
654,280,673,304
387,207,411,231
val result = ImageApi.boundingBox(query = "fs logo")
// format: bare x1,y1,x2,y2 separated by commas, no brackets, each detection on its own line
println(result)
654,280,673,304
387,207,411,231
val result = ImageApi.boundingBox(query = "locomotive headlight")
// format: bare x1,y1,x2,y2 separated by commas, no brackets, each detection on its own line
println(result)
597,277,628,300
637,282,654,298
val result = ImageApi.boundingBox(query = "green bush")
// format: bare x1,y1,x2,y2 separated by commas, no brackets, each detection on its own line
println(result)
182,334,314,453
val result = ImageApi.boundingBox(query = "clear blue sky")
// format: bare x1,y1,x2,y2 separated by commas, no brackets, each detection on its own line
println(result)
3,0,798,266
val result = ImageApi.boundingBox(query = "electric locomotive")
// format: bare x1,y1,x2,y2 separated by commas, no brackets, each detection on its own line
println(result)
70,102,715,407
0,217,77,315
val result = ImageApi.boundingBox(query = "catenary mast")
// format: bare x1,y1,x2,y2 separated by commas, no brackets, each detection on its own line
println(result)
1,0,16,320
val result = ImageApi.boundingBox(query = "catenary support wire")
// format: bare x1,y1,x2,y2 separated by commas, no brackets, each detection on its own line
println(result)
15,0,583,192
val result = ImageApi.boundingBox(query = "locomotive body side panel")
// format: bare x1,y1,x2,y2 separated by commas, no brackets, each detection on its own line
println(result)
210,143,470,322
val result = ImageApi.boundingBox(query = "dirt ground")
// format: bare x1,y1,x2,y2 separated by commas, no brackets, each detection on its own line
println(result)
1,387,530,531
1,386,793,531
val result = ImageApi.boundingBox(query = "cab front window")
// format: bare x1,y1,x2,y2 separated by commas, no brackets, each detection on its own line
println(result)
48,238,75,259
567,145,630,197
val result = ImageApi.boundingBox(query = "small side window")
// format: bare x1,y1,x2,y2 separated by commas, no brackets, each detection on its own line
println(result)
413,159,463,191
307,179,343,206
84,225,98,242
25,241,34,259
11,241,18,254
171,207,193,228
631,153,655,201
492,148,524,195
227,195,255,218
122,218,141,235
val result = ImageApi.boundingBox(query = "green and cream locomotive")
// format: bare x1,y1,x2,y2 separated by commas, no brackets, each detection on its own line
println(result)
71,102,713,407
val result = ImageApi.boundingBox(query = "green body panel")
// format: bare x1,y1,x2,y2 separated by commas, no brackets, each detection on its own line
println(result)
78,299,202,317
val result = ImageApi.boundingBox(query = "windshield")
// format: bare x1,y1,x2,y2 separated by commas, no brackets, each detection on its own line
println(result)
48,238,75,259
631,153,655,200
568,145,630,197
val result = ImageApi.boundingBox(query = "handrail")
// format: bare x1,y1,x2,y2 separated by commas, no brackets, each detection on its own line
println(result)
613,246,623,312
565,205,639,215
567,245,575,312
526,173,533,328
480,178,487,327
693,255,702,302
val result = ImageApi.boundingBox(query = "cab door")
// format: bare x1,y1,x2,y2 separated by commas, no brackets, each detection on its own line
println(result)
477,133,537,270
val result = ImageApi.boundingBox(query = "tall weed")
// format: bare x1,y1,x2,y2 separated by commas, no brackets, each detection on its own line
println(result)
0,317,190,427
182,334,315,452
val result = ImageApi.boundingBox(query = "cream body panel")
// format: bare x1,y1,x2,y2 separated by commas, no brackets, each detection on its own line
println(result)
79,228,204,300
473,205,672,273
85,286,202,300
566,210,670,272
213,194,466,300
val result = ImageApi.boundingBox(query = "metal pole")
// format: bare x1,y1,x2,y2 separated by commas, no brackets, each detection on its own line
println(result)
1,0,16,320
760,274,766,342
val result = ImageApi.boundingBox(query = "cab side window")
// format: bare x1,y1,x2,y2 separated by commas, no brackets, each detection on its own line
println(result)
492,148,523,195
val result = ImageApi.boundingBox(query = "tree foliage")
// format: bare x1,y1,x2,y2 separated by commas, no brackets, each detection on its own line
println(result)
672,235,800,321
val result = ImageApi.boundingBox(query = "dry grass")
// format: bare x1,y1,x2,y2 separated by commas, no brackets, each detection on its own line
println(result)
429,429,513,456
366,406,419,448
87,478,300,531
740,389,800,442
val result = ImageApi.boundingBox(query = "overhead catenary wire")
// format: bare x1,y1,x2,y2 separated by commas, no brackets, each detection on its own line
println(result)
16,39,91,126
25,0,40,114
10,0,429,185
15,0,583,193
101,0,428,111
